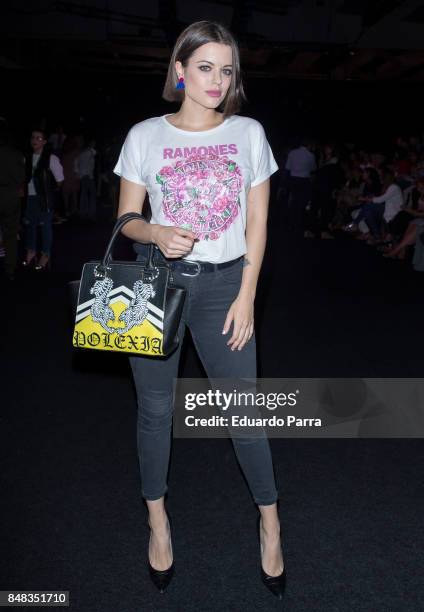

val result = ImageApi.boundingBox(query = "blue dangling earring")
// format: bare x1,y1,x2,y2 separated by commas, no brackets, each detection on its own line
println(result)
176,76,185,90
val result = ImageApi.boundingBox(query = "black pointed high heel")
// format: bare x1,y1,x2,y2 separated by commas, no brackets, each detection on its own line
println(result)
147,512,174,593
257,515,286,600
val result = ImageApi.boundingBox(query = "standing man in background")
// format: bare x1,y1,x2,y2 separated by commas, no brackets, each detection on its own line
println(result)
75,138,97,221
0,120,25,282
48,124,67,157
285,137,317,236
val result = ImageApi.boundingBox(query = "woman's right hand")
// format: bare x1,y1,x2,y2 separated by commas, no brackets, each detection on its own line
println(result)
151,225,197,258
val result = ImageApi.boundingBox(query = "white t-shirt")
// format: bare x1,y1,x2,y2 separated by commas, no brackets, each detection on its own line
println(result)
114,114,279,263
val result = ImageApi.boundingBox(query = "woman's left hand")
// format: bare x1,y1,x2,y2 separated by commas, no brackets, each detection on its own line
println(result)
222,294,255,351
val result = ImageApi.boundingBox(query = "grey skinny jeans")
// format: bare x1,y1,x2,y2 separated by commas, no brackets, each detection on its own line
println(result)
129,245,279,506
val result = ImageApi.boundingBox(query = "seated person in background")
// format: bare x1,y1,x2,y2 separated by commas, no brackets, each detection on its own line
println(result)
383,178,424,259
387,178,424,239
344,167,382,235
352,167,403,244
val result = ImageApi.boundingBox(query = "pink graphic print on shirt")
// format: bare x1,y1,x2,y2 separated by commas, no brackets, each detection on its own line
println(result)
156,153,243,241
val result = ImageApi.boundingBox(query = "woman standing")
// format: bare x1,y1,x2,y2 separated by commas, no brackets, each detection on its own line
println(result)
23,129,64,270
114,21,284,599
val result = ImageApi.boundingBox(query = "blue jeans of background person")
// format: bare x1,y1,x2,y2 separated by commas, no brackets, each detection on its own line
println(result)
354,202,385,236
129,245,279,506
79,176,96,220
363,202,385,237
23,195,53,256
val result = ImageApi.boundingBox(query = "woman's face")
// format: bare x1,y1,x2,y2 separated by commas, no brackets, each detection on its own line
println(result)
176,42,233,110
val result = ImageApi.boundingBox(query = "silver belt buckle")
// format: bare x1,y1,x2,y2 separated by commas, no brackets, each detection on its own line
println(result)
180,259,202,277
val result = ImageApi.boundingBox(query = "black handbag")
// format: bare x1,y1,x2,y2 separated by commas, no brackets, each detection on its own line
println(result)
69,212,186,356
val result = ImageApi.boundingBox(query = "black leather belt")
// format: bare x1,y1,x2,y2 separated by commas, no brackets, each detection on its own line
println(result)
168,256,243,277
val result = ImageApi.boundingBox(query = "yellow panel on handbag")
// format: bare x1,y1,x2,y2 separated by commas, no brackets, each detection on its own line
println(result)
73,299,165,355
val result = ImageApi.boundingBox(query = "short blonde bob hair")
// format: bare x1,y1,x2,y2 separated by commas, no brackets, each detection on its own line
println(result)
162,20,246,118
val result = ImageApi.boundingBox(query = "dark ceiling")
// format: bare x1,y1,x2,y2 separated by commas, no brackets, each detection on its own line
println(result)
1,0,424,81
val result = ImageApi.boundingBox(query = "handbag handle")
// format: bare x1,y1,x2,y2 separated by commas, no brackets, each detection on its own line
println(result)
96,212,155,277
